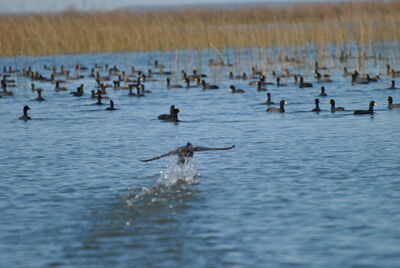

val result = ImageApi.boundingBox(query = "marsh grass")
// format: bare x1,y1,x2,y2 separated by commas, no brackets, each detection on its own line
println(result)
0,1,400,57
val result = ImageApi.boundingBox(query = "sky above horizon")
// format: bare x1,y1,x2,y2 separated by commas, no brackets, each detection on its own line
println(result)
0,0,343,13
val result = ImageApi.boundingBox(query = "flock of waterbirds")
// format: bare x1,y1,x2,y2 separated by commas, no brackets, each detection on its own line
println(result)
1,55,400,122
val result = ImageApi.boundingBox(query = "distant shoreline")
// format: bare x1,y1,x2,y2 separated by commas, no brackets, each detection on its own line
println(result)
0,1,399,57
0,0,359,14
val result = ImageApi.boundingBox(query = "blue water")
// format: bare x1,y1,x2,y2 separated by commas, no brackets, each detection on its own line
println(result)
1,47,400,267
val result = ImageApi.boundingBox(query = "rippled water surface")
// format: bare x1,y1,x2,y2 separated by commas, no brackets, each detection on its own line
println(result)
1,46,400,267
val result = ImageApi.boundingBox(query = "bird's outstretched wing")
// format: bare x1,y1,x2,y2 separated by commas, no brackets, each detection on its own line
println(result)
139,144,235,162
139,151,176,162
193,145,235,152
139,146,187,162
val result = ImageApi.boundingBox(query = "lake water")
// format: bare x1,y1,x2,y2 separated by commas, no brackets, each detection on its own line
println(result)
1,46,400,267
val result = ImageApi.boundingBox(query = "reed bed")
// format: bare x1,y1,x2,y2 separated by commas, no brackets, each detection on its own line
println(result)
0,1,400,57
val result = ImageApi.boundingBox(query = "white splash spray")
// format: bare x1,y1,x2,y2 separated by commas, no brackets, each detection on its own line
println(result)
157,157,200,186
126,157,200,207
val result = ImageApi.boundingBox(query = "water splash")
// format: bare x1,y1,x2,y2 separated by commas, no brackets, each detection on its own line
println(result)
126,157,200,207
157,157,200,186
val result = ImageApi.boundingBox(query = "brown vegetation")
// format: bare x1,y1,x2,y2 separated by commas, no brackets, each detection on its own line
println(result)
0,1,399,57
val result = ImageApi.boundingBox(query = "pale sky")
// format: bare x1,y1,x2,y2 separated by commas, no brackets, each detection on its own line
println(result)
0,0,345,13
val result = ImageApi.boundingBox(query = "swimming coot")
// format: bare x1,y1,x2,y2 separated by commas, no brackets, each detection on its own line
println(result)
354,101,376,115
267,100,287,113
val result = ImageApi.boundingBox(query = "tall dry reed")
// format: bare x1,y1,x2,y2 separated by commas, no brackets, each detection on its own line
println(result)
0,1,399,57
